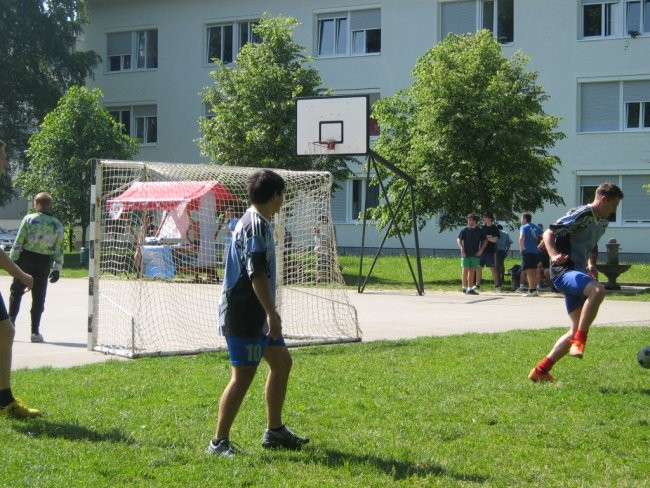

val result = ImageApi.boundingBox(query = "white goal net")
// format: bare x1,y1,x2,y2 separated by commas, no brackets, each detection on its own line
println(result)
89,159,361,357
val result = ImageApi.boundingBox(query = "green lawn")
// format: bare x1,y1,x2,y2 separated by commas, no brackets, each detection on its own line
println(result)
4,327,650,486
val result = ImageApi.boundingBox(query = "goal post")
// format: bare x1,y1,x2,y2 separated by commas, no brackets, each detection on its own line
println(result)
89,159,361,358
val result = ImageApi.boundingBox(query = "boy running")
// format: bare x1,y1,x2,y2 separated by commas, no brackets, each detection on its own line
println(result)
529,182,624,382
207,169,308,457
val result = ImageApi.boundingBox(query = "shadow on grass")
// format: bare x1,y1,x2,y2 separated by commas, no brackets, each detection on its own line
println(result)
12,420,134,444
302,448,489,482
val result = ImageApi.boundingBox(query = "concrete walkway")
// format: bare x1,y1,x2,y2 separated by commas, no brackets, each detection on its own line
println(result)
3,276,649,370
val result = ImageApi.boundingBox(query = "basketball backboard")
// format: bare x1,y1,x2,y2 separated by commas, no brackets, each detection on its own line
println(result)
296,95,369,156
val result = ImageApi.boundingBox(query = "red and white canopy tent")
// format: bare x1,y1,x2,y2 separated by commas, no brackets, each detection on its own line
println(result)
106,181,235,240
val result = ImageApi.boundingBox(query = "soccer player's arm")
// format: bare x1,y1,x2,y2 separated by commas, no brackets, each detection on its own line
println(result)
251,269,281,340
543,227,567,266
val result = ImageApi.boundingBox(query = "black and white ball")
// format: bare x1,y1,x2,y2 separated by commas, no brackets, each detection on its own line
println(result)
637,346,650,369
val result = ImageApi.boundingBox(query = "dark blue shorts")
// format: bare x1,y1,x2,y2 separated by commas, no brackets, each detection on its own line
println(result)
0,293,7,321
552,270,593,314
226,335,287,366
521,252,538,271
480,252,496,267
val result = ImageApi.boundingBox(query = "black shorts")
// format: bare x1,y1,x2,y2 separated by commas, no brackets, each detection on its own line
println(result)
522,252,539,271
480,252,496,267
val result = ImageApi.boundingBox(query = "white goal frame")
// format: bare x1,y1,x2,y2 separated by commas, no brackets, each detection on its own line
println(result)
88,159,361,357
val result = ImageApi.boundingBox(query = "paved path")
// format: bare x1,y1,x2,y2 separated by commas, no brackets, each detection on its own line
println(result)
3,277,649,370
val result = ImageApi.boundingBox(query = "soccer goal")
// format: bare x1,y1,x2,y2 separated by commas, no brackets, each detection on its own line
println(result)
88,159,361,358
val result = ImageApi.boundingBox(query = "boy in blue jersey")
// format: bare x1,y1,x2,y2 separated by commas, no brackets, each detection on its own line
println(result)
518,213,542,296
529,182,624,382
207,169,308,457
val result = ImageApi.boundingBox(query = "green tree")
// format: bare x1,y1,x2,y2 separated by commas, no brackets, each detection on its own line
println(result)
0,0,99,203
17,86,139,247
370,30,565,234
198,15,351,180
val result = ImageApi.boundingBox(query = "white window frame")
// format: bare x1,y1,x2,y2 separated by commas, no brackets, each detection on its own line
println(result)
332,177,380,224
108,105,158,145
579,79,650,132
577,173,650,227
580,0,650,39
316,9,381,58
439,0,514,44
205,19,260,65
106,29,158,72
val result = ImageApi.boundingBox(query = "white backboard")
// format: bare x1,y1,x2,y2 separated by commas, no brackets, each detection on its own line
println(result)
296,95,369,156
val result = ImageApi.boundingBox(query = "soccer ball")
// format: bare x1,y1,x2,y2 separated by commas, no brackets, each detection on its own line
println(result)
637,346,650,369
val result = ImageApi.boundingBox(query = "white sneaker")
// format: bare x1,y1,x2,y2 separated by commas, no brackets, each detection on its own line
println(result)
523,290,539,297
30,333,44,343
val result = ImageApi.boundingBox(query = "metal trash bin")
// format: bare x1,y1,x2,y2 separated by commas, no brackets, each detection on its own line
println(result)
80,247,89,266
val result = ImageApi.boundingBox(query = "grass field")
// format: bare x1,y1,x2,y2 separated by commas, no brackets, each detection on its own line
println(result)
3,327,649,486
2,252,649,486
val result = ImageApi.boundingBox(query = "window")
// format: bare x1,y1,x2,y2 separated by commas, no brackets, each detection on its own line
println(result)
579,175,650,225
206,20,260,64
581,0,650,39
440,0,513,43
317,9,381,57
625,0,650,34
107,29,158,72
108,105,157,144
332,177,380,223
580,80,650,132
582,1,615,37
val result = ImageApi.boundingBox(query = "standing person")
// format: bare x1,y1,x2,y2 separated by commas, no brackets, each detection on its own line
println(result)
518,213,542,297
496,224,513,289
0,139,39,418
457,213,484,295
220,207,239,267
528,182,623,382
9,192,64,343
207,169,308,457
476,212,500,291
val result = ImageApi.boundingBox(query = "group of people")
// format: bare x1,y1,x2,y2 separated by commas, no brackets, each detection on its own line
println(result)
456,212,554,297
456,211,511,295
0,139,624,453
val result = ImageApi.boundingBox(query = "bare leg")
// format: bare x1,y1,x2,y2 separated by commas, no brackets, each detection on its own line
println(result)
263,345,293,429
214,365,257,439
468,268,476,288
576,280,605,333
490,266,499,286
547,280,605,362
461,267,469,289
476,266,483,287
525,269,538,290
0,318,15,390
547,308,580,362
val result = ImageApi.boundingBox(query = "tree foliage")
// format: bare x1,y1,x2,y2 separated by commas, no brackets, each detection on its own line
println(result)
198,15,351,181
0,0,99,203
370,30,565,234
17,87,139,244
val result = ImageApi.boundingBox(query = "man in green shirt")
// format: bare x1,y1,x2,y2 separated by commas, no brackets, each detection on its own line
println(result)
9,192,65,343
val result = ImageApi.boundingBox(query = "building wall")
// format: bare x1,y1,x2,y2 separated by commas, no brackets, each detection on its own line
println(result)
80,0,650,257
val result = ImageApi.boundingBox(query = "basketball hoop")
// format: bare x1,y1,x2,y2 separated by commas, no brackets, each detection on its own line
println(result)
306,140,337,155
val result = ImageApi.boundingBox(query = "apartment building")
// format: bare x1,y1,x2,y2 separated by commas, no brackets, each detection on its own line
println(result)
79,0,650,257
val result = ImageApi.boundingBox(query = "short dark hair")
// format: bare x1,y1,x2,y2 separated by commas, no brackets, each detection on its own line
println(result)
522,213,532,223
247,169,285,205
483,211,494,220
596,182,624,200
466,213,478,223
